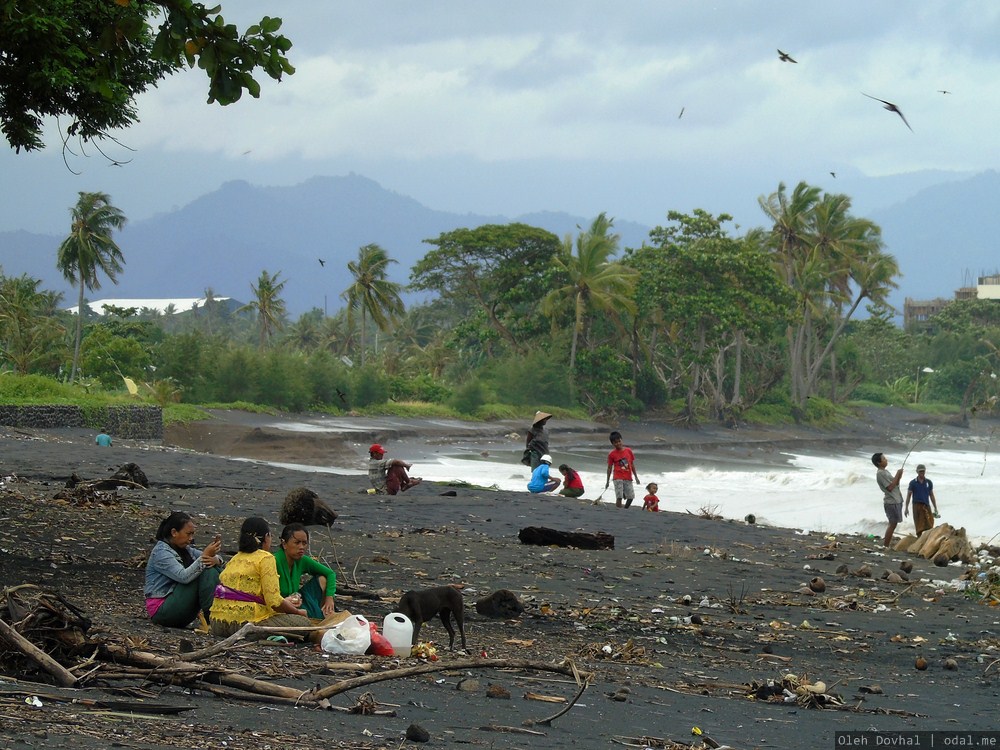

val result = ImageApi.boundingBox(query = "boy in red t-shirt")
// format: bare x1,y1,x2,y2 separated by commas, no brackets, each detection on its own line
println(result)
604,431,639,508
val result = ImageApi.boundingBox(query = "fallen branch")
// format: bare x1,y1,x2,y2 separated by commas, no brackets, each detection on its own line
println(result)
101,644,312,704
479,725,546,736
0,616,78,687
528,679,589,726
308,658,591,701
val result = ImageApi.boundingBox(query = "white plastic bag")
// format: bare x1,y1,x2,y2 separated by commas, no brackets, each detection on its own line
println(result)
321,614,371,655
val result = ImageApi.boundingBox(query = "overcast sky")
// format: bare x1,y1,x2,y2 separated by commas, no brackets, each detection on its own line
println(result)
3,1,998,234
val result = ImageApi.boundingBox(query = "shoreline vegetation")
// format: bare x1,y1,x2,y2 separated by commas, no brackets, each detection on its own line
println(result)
0,368,978,430
2,409,1000,749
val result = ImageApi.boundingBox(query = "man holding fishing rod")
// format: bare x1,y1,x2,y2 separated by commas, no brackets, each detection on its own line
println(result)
872,453,905,548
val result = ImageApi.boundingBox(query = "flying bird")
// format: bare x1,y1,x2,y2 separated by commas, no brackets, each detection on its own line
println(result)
318,258,326,267
777,49,797,63
938,89,951,94
861,92,913,132
678,107,685,119
829,171,837,178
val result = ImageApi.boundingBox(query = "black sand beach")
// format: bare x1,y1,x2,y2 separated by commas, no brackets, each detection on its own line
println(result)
2,409,1000,750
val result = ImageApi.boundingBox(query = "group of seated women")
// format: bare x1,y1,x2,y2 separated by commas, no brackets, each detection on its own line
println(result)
143,512,338,640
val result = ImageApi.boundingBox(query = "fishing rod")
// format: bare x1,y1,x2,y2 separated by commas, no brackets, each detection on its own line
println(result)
900,430,933,472
981,426,998,477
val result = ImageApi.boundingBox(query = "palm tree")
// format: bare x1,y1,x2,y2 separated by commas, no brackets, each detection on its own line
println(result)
240,270,287,349
0,274,65,374
541,213,638,372
759,182,895,415
56,191,127,380
341,244,405,366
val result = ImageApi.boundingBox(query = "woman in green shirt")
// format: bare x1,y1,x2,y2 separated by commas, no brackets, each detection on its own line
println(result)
272,523,337,619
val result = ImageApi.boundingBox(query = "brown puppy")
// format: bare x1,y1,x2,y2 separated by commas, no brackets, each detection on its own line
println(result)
397,585,466,650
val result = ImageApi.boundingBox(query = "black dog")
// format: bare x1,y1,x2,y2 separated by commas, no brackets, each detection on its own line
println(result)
397,585,466,650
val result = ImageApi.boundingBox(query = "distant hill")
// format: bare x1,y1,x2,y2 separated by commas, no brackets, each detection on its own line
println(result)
870,169,1000,308
0,174,651,317
2,170,998,320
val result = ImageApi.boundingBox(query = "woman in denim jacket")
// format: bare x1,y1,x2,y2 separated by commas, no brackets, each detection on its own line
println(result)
144,511,223,628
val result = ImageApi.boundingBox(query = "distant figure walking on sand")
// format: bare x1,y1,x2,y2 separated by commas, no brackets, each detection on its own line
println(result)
524,411,552,470
527,454,560,494
872,452,904,547
95,429,112,447
606,431,639,508
368,444,422,495
905,463,939,537
643,482,660,512
557,464,585,498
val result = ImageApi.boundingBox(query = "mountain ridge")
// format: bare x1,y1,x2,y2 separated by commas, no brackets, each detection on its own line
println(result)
1,170,996,318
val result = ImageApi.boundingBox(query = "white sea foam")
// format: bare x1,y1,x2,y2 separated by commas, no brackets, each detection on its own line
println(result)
238,419,999,546
410,448,1000,545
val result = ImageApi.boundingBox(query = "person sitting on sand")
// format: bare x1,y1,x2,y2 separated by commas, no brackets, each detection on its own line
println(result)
643,483,660,512
872,452,904,548
273,523,337,619
95,428,112,447
905,463,939,537
368,444,422,495
210,516,315,640
557,464,585,498
144,511,223,628
527,454,561,494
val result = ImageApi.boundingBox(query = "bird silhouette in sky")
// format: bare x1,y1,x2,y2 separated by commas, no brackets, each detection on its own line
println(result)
678,107,685,119
777,49,797,63
861,92,913,132
318,258,326,267
829,171,837,178
938,89,951,94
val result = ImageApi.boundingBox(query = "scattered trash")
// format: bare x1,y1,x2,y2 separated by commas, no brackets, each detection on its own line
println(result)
321,614,372,655
411,642,438,661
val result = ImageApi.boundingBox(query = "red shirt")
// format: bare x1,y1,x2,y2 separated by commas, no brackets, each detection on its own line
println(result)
607,447,636,481
643,494,659,511
563,469,584,490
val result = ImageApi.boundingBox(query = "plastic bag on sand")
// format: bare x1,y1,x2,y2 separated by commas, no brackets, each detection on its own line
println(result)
367,622,395,656
321,614,371,655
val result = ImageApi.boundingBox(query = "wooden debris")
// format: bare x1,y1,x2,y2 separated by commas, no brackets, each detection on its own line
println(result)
518,526,614,550
523,691,567,703
895,523,975,564
479,724,546,736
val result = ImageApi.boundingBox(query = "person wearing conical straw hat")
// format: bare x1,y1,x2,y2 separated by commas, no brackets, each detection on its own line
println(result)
524,411,553,470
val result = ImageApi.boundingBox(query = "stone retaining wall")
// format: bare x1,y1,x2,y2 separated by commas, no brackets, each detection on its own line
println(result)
0,405,162,439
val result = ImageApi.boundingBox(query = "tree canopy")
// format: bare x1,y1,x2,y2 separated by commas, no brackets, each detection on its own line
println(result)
0,0,294,152
412,223,561,354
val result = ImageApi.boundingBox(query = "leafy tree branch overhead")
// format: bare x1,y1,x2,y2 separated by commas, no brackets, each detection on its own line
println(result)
0,0,294,152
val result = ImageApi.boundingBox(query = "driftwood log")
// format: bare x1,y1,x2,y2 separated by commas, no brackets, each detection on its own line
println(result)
518,526,614,550
894,522,975,564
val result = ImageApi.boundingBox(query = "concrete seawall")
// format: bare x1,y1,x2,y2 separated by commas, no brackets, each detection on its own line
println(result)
0,405,162,439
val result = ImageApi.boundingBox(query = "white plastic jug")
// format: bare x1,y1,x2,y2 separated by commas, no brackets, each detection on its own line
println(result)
382,612,414,657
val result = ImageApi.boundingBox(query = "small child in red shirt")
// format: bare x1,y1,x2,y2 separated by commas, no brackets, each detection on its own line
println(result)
642,482,660,512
